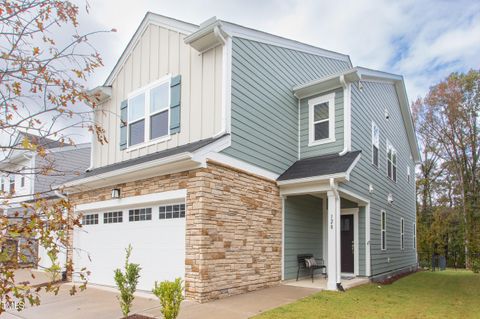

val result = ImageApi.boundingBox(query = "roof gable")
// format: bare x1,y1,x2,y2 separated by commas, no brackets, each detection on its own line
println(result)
104,12,198,86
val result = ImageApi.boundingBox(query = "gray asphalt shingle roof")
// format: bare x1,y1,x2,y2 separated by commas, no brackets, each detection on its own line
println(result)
73,134,228,180
277,150,362,181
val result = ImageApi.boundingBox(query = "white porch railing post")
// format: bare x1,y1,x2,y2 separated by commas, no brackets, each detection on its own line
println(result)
327,190,338,290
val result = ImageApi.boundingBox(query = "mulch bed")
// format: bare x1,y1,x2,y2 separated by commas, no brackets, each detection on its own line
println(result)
123,315,156,319
374,269,418,285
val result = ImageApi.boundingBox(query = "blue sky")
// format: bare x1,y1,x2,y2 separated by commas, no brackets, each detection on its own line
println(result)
80,0,480,101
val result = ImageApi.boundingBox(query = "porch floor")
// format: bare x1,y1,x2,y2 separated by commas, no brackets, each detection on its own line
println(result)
283,276,370,290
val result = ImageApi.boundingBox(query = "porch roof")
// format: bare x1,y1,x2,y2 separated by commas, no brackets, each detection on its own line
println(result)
277,150,361,182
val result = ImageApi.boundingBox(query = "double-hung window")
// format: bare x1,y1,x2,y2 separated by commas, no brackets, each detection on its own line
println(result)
20,167,25,188
9,175,15,193
386,140,397,182
372,122,380,167
381,211,387,250
308,93,335,146
128,77,170,147
400,218,404,250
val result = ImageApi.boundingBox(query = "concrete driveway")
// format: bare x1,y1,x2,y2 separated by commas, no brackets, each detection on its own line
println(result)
4,283,319,319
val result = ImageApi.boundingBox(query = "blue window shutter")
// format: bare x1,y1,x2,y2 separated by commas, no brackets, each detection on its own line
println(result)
170,75,181,134
120,99,128,150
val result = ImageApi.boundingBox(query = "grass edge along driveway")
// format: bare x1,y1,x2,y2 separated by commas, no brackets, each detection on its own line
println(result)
254,270,480,319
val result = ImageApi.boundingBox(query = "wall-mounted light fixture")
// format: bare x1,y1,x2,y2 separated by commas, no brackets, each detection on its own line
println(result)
111,188,121,199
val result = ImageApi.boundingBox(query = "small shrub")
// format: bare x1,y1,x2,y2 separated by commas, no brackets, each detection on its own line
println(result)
152,278,184,319
472,258,480,274
114,245,141,318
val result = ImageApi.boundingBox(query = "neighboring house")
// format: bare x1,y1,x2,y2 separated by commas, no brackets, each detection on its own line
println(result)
62,13,420,302
0,132,91,269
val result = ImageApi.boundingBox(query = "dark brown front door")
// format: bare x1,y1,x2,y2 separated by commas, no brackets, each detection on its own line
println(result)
341,215,354,273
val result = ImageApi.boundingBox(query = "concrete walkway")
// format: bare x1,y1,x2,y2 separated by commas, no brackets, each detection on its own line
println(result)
4,284,319,319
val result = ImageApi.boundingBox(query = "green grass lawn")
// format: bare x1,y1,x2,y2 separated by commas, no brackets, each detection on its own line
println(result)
255,270,480,319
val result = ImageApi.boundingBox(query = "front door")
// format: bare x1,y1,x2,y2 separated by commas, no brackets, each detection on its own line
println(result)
341,214,354,273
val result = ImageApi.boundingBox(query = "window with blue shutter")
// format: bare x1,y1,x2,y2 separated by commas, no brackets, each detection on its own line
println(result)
122,74,181,149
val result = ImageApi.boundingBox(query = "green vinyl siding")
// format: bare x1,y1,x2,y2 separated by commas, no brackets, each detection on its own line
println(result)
222,37,351,174
341,81,417,276
284,195,323,280
299,88,345,158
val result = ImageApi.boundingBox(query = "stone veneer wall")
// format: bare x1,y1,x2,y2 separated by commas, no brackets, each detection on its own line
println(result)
68,160,282,302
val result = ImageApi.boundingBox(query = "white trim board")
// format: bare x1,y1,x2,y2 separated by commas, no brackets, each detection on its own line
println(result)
341,208,360,276
337,187,371,277
75,189,187,213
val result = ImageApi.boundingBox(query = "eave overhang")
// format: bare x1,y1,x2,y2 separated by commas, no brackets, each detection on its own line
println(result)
87,86,112,106
184,17,228,53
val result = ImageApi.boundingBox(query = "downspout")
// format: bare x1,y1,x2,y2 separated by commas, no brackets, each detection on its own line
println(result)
338,75,351,156
85,109,95,172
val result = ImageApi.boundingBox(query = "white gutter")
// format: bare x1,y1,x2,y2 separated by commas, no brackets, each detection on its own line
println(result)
54,190,68,200
62,152,194,189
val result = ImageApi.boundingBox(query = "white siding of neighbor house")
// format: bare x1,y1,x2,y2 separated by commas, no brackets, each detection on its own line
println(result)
93,24,224,168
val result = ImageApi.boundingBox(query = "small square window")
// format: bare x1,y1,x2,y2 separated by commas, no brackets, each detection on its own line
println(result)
104,211,123,224
82,214,99,225
129,208,152,222
159,203,186,220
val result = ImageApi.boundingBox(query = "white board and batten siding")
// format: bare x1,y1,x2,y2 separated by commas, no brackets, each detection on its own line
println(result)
93,24,224,168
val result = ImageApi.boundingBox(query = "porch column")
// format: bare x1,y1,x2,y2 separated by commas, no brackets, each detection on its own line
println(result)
326,190,340,290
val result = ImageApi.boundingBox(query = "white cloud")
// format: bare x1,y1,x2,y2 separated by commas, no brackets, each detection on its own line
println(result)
80,0,480,100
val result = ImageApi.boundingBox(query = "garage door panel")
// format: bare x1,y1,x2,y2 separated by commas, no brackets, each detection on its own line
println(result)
73,204,186,291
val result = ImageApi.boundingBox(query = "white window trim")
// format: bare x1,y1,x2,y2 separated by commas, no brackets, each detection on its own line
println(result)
371,121,380,167
381,210,387,251
127,74,172,149
308,93,335,146
386,139,397,182
400,217,404,250
407,166,411,182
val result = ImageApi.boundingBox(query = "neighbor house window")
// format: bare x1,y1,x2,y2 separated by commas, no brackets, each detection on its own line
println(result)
159,204,186,219
308,93,335,146
128,77,170,147
20,167,25,188
104,211,123,224
381,211,387,250
82,214,99,225
413,222,416,249
9,175,15,193
1,177,4,192
129,208,152,222
386,140,397,182
400,218,404,250
372,122,380,167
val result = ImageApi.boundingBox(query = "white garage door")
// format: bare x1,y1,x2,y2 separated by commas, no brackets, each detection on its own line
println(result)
73,202,186,291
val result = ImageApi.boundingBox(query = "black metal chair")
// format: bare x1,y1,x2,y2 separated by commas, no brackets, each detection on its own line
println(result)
296,253,327,282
